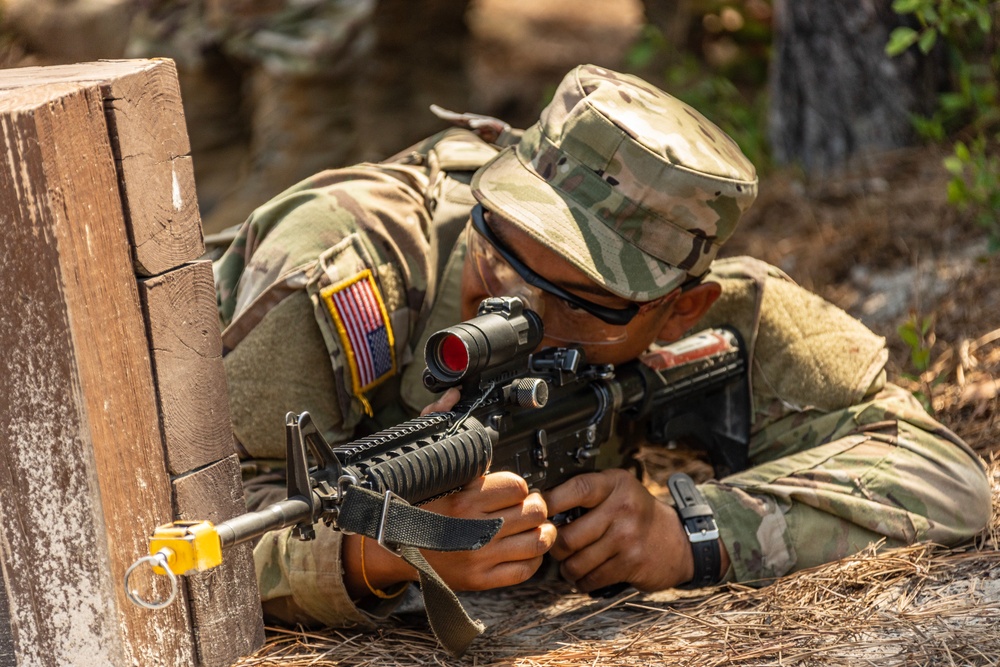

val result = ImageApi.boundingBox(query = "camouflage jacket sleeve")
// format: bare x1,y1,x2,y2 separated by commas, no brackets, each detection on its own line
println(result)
215,128,501,630
693,257,991,582
214,164,435,626
215,164,436,458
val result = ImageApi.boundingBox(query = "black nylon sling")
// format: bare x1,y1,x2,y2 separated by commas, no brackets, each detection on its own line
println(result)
338,485,503,656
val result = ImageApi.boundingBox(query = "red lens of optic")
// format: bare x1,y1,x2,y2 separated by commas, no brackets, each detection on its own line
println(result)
439,334,469,374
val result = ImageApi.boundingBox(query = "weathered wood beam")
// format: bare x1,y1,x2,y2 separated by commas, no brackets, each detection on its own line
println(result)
173,456,266,667
139,261,236,475
0,60,263,667
0,80,195,666
139,262,265,666
0,59,204,275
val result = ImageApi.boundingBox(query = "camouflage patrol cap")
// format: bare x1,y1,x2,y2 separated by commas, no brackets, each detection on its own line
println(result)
471,64,758,302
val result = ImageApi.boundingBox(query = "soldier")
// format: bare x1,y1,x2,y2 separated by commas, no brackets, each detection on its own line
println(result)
126,0,377,234
215,65,991,635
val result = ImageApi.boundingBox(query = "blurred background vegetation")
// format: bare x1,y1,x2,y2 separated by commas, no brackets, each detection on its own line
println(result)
0,0,995,240
1,0,998,435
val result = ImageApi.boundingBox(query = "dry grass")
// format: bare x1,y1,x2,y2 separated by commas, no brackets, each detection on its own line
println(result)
238,457,1000,666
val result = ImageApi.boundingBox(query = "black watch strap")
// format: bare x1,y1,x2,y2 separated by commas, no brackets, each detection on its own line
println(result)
668,473,721,588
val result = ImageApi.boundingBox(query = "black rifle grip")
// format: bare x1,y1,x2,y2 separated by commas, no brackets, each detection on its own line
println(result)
553,508,632,599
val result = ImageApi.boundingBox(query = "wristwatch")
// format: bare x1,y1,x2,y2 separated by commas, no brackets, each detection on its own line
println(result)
668,473,721,588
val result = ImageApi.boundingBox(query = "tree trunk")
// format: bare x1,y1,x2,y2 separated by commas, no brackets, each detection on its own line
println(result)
768,0,943,174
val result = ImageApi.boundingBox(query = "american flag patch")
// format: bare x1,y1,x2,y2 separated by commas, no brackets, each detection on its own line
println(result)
320,269,396,396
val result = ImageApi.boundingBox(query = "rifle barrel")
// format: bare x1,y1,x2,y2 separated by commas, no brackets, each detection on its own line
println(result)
215,496,315,548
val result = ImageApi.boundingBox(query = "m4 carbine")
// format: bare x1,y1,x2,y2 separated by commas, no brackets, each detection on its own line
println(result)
127,296,749,655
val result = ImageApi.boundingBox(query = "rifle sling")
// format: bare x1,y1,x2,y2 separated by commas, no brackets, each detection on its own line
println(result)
338,485,503,656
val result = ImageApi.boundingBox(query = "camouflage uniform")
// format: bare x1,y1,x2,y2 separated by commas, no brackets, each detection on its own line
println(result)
126,0,377,233
215,65,990,627
126,0,376,75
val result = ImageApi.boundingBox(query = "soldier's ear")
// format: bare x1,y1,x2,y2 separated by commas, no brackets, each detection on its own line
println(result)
656,281,722,342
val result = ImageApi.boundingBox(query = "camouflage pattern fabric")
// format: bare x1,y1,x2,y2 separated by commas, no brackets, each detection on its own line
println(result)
222,127,494,626
690,258,990,583
215,128,495,460
473,64,758,302
216,65,990,629
126,0,375,75
704,382,990,582
215,162,436,457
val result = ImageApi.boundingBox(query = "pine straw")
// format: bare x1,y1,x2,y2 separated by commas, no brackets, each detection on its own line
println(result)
910,328,1000,459
238,456,1000,667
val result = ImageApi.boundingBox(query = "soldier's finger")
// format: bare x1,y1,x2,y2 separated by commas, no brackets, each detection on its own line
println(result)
490,494,551,539
420,387,461,416
542,471,615,516
569,554,628,594
548,507,608,561
478,554,547,590
452,556,544,591
491,522,556,560
558,538,618,591
475,471,533,510
429,471,531,516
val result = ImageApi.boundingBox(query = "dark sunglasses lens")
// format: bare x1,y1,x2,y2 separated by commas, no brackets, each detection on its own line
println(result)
471,205,639,325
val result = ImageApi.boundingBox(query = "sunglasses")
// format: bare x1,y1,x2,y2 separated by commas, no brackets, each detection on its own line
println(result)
470,203,642,326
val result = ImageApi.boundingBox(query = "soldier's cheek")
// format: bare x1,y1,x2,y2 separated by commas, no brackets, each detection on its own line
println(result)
459,262,490,320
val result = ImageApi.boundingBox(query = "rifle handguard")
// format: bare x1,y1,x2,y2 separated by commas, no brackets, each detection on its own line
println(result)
351,416,494,505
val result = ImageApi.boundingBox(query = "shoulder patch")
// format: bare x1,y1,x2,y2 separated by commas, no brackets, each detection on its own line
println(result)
320,269,397,397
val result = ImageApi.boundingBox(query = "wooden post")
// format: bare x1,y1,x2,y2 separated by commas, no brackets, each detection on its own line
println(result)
0,60,263,666
0,575,12,667
138,261,237,475
139,260,265,665
0,60,204,275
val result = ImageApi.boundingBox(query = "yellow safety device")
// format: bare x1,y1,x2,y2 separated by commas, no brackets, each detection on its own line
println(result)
148,520,223,575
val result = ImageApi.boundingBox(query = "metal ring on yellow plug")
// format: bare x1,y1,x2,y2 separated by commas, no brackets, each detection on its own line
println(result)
124,550,178,610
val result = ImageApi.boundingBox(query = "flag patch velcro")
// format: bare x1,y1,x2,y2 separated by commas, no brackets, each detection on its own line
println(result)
320,269,396,396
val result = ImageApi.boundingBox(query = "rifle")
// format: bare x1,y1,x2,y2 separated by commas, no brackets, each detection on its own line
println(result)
126,296,749,655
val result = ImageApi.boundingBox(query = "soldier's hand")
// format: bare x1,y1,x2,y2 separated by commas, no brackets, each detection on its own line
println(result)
420,472,556,590
420,387,461,415
543,469,698,593
344,472,555,597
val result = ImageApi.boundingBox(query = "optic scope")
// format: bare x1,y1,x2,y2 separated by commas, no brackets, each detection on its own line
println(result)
423,297,543,390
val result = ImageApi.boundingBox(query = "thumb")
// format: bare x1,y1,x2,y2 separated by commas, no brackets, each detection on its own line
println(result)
420,387,461,416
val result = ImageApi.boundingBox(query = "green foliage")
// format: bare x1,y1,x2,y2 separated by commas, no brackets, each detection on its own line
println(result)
945,136,1000,250
898,313,935,372
897,312,942,413
626,23,666,71
626,1,773,171
886,0,994,58
887,0,1000,248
